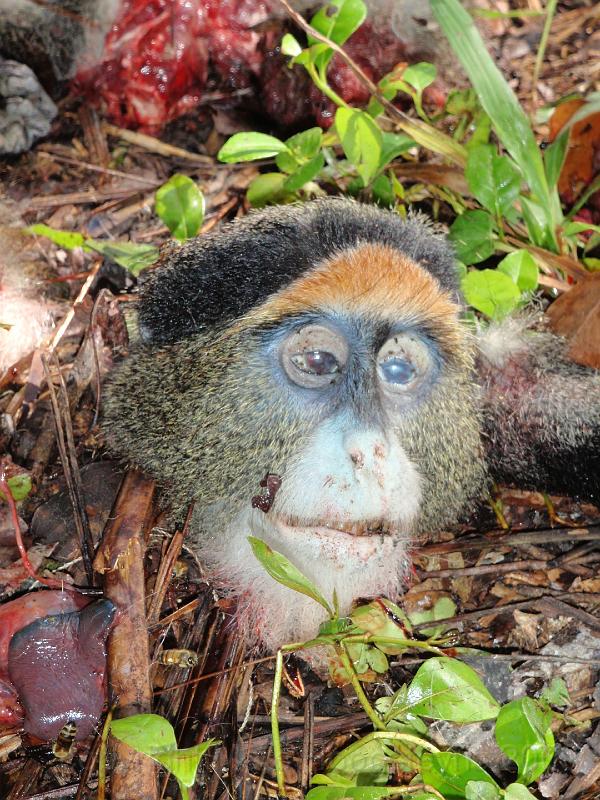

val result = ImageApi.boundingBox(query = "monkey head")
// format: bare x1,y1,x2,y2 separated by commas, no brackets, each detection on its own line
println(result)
103,199,489,648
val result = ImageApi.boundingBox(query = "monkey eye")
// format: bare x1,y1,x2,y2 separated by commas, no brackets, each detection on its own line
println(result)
291,350,340,375
281,324,348,388
377,334,431,392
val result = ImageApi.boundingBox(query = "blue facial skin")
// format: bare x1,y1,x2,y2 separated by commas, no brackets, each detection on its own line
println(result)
254,312,443,423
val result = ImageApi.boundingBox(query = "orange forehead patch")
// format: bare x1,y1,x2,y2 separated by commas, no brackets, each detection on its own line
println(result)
240,243,465,357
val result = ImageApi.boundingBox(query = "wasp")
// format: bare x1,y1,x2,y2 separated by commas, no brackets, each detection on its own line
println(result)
52,721,76,760
159,649,199,668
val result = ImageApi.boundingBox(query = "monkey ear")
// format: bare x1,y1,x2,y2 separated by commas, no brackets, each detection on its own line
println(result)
476,317,600,504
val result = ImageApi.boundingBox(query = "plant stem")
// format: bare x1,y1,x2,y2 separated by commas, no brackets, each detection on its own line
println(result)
306,63,351,110
342,635,445,656
271,649,286,798
531,0,558,109
97,708,113,800
328,730,439,773
337,643,386,730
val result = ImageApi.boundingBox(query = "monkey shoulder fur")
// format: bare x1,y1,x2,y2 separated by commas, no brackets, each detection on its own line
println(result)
104,198,600,649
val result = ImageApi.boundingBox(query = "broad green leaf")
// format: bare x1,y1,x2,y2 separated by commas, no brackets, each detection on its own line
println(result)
504,785,537,800
520,195,552,248
155,175,204,241
306,787,423,800
539,677,570,708
407,657,500,722
286,127,323,160
366,646,389,674
430,0,559,242
246,173,292,208
563,220,600,237
421,752,500,800
495,697,555,783
281,33,302,57
496,250,539,293
0,475,33,503
378,132,416,170
449,210,495,264
462,269,521,320
465,780,502,800
406,596,457,638
371,174,394,207
327,738,389,785
465,145,521,217
283,153,325,191
401,62,437,94
111,714,218,800
310,0,367,48
544,130,569,190
351,599,412,654
335,107,382,186
27,224,86,250
217,132,288,162
247,536,332,614
86,240,159,276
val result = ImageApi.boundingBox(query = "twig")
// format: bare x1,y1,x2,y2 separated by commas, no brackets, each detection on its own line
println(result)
103,124,213,164
531,0,559,109
271,650,286,797
274,0,466,166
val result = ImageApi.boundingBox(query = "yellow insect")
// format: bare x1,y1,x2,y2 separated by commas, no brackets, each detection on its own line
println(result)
52,721,77,760
159,649,199,668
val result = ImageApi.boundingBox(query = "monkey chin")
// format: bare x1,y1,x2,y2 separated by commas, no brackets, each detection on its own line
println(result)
200,506,415,655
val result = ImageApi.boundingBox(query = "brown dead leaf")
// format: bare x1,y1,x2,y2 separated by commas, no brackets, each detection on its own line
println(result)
546,273,600,368
548,99,600,201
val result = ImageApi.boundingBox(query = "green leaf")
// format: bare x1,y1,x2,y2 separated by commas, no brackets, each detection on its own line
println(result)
86,240,159,276
504,785,537,800
401,62,437,94
544,129,569,190
465,145,521,217
351,599,412,654
449,209,495,264
421,752,500,800
217,132,288,162
306,788,421,800
27,224,86,250
378,132,416,170
155,175,205,241
430,0,559,241
371,174,394,207
286,127,323,160
462,269,521,320
520,195,552,248
465,781,502,800
0,475,33,503
496,250,539,293
247,536,332,614
406,595,457,638
283,153,325,191
111,714,218,800
335,107,382,186
407,657,500,722
327,738,390,785
246,173,293,208
495,697,555,783
281,33,302,57
563,220,600,237
539,677,570,708
310,0,367,47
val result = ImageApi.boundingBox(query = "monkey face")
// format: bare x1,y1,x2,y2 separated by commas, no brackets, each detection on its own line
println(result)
104,200,487,648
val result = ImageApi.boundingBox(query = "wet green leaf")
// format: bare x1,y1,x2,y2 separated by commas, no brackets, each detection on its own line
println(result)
401,62,437,94
406,596,457,638
246,173,293,208
461,269,521,320
27,224,86,250
407,657,500,722
351,599,412,654
335,107,382,186
465,145,521,217
495,697,555,783
86,240,159,276
248,536,332,614
449,209,495,264
496,250,539,293
421,751,500,800
0,475,33,503
465,780,502,800
111,713,219,800
310,0,367,74
504,785,537,800
283,153,325,191
281,33,302,57
218,132,288,162
155,175,204,241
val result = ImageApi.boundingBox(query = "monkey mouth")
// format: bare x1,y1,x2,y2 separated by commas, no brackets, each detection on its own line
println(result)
272,515,397,538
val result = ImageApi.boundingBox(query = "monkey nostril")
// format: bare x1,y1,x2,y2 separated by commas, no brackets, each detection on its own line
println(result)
349,450,364,468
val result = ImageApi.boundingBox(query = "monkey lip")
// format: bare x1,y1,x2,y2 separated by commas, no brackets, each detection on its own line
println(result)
272,515,396,538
